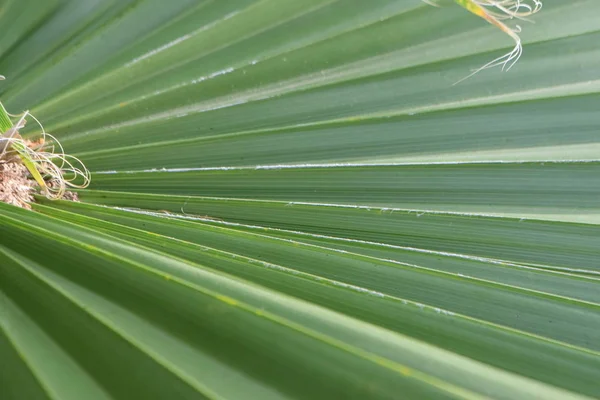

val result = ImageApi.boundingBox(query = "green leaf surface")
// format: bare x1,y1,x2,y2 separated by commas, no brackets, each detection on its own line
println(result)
1,202,595,400
74,190,600,274
1,0,600,398
87,162,600,223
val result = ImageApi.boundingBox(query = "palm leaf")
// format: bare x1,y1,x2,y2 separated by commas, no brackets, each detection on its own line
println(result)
1,0,599,398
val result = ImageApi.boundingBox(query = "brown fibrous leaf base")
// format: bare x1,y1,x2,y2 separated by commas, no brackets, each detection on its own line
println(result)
0,161,34,209
0,160,80,209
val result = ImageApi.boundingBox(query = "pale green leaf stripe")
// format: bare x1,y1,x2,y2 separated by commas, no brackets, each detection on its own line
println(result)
0,327,56,400
0,289,112,400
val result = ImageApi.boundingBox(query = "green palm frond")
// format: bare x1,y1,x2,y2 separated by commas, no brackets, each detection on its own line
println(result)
1,1,599,399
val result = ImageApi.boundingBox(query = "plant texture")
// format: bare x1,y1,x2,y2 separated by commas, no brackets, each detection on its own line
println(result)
0,102,90,201
1,1,599,399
